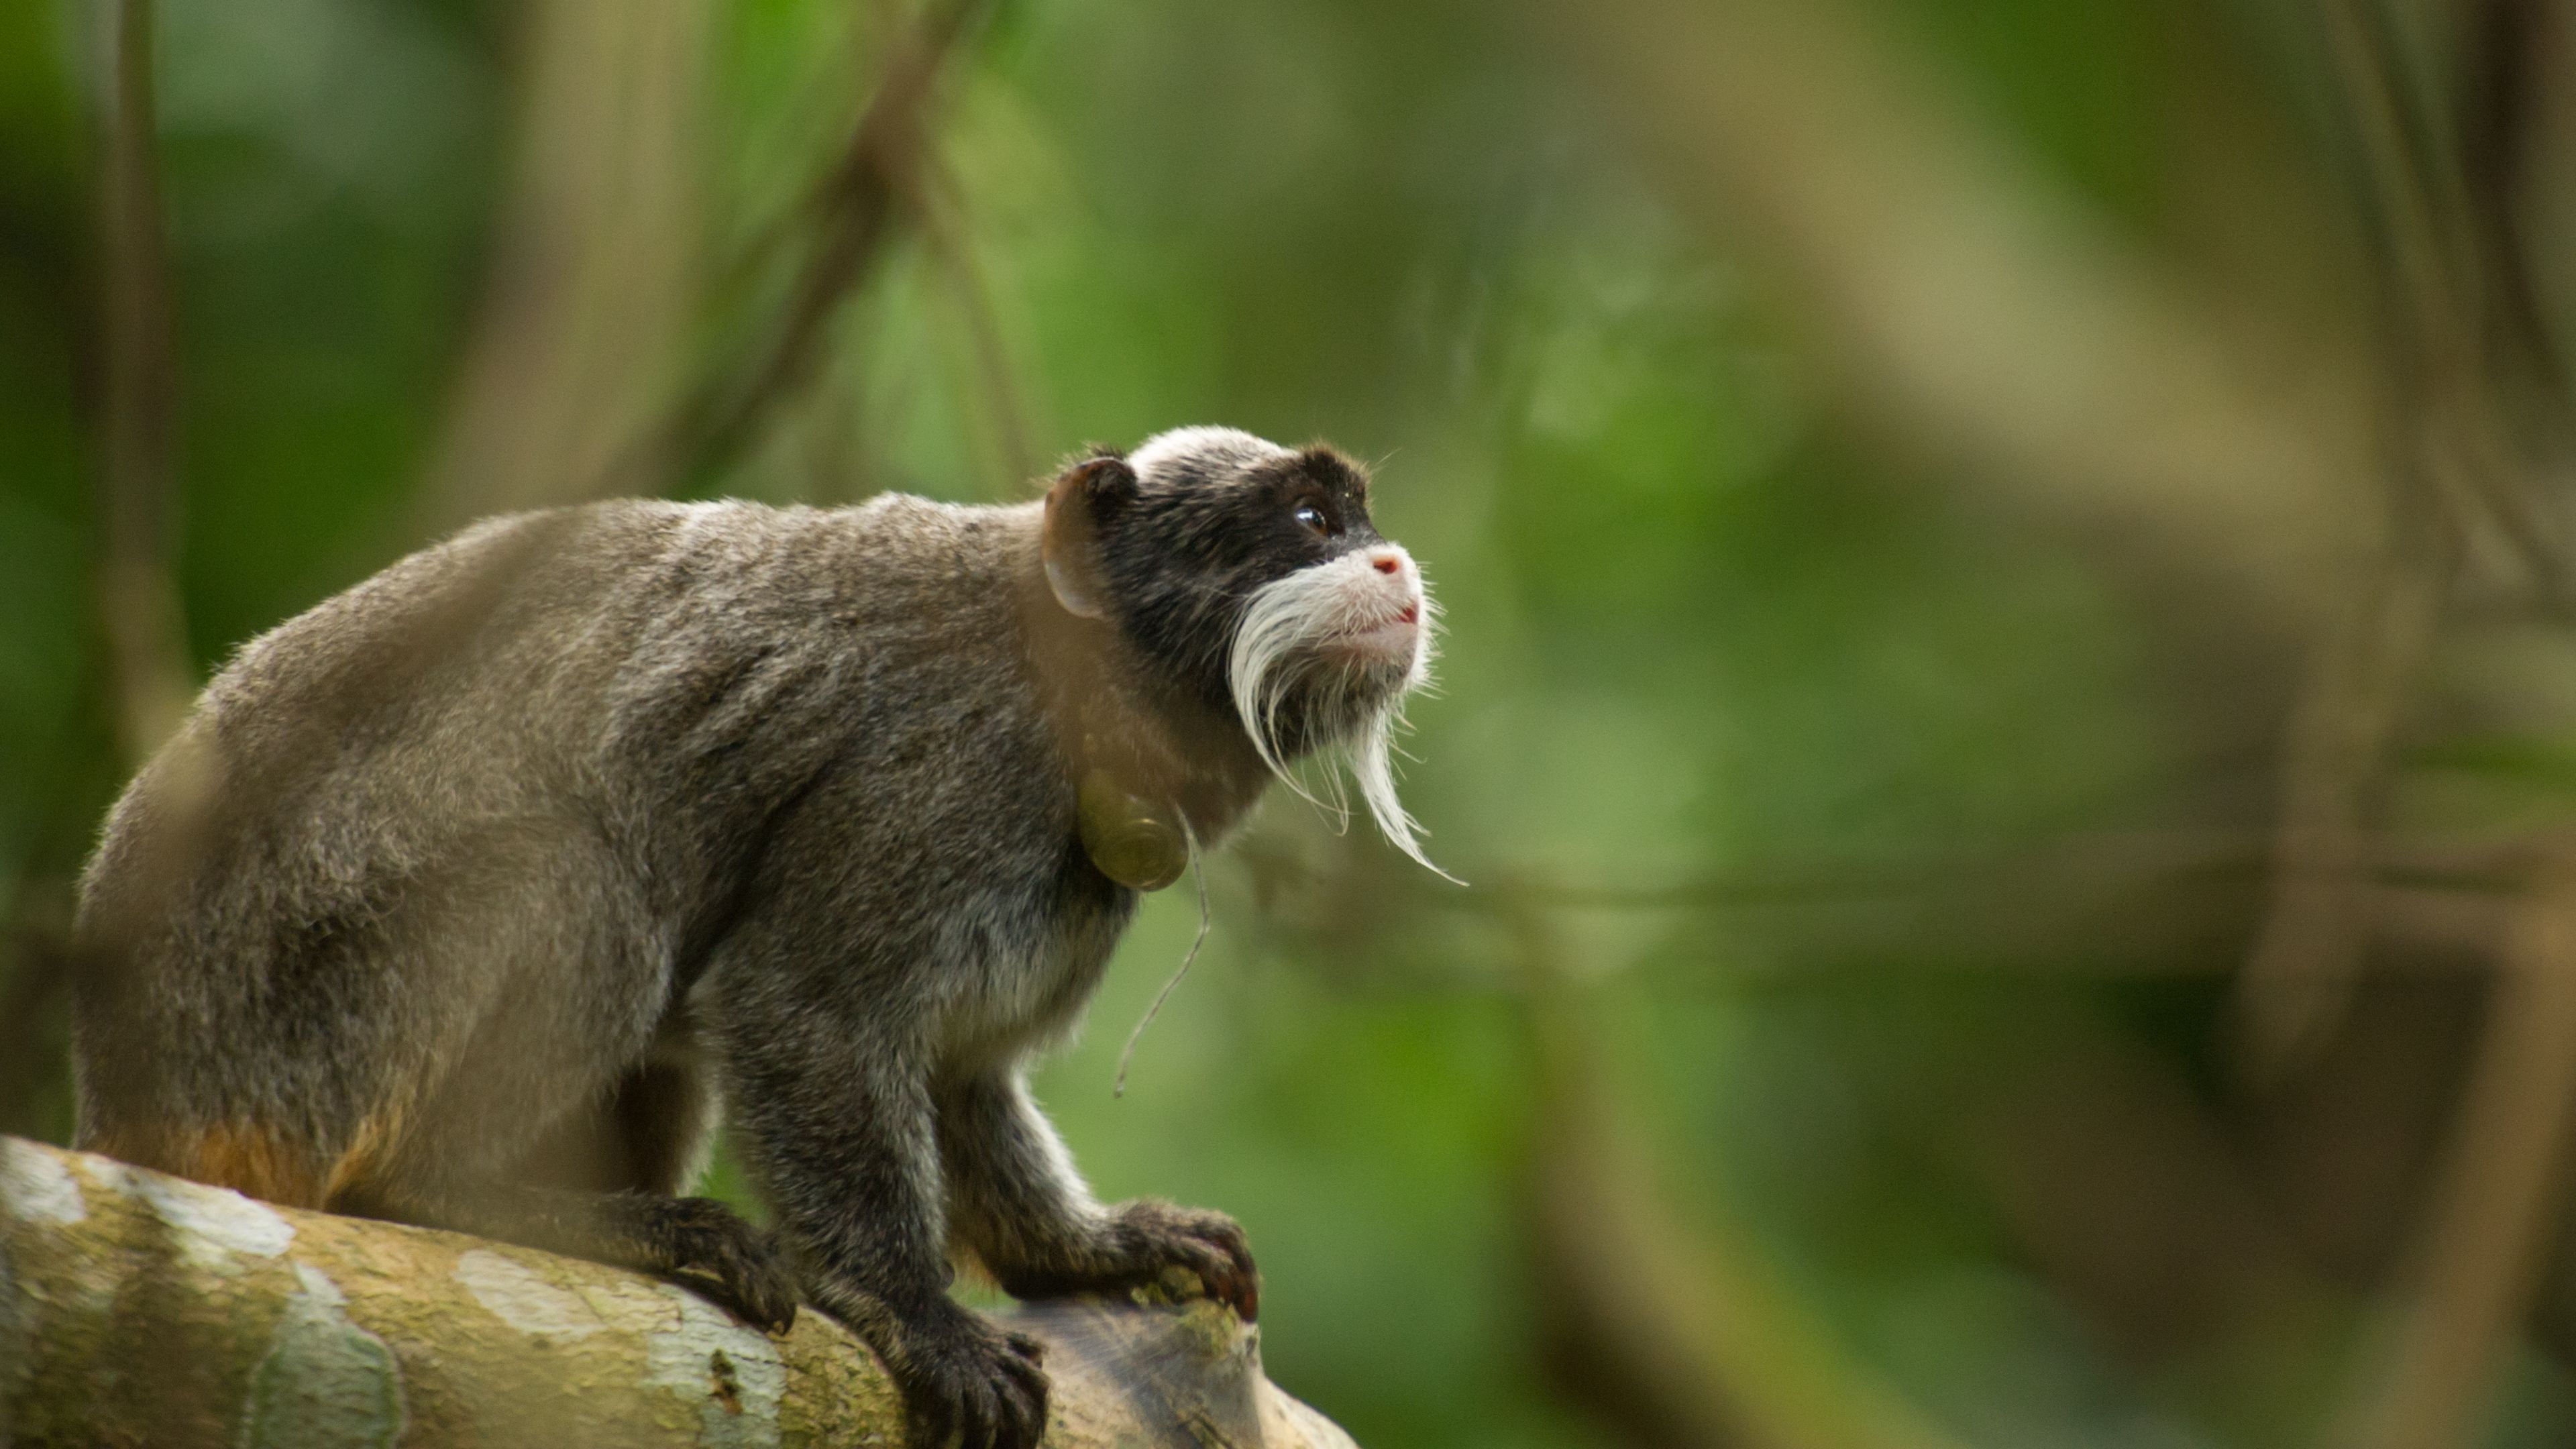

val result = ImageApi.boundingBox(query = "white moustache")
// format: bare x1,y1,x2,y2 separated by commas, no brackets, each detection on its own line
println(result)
1226,545,1454,880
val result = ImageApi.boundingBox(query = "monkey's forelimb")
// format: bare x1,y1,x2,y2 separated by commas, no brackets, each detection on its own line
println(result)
714,954,1052,1449
937,1069,1260,1322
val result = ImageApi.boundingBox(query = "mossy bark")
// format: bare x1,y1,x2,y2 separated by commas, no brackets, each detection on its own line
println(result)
0,1137,1358,1448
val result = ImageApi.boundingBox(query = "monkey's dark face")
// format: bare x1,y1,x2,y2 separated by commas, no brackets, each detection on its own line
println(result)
1081,428,1431,761
1038,425,1448,873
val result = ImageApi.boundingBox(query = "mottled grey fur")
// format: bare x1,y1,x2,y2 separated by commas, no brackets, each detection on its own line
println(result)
70,429,1431,1449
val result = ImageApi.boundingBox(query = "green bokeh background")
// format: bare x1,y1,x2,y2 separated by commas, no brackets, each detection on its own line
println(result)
9,1,2573,1446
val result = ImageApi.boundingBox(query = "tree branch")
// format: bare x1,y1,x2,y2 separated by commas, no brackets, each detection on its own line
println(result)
0,1137,1356,1448
416,0,716,532
1554,0,2373,623
658,0,998,495
2327,859,2576,1449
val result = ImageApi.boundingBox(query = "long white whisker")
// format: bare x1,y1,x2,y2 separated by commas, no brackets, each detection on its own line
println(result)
1351,704,1462,883
1226,552,1457,880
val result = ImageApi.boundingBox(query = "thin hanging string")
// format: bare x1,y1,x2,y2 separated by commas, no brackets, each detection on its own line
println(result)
1114,817,1210,1097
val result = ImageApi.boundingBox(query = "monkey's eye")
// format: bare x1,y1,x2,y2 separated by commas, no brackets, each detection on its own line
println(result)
1292,503,1330,535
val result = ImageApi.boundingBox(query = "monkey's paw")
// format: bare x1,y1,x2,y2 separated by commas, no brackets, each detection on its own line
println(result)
650,1195,801,1334
885,1303,1051,1449
1097,1199,1261,1322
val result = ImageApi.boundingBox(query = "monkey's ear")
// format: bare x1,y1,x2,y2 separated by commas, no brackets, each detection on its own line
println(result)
1042,455,1136,619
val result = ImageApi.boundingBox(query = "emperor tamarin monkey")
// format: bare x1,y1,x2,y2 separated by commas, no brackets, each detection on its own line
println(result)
69,426,1442,1449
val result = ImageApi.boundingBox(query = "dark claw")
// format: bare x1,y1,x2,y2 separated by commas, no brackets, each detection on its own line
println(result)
993,1200,1263,1326
657,1198,800,1334
920,1393,957,1449
1135,1202,1260,1322
892,1305,1052,1449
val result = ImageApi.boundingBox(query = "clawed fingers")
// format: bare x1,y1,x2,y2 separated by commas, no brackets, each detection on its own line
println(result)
657,1199,801,1334
710,1238,802,1334
896,1313,1051,1449
997,1201,1264,1324
695,1266,800,1335
1170,1212,1260,1322
973,1352,1047,1449
1168,1238,1245,1321
1097,1200,1264,1322
912,1379,1030,1449
916,1389,958,1449
1000,1364,1049,1447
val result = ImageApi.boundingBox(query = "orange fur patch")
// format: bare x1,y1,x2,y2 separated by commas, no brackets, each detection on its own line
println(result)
156,1125,325,1209
321,1108,408,1210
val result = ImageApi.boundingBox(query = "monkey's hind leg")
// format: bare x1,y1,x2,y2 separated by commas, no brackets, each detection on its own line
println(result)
331,1175,798,1333
515,1022,726,1198
332,1042,794,1332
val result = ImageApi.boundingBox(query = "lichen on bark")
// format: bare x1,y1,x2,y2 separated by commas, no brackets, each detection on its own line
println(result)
0,1136,1358,1448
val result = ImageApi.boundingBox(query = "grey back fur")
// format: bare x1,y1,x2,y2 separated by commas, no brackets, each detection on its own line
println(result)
76,495,1131,1190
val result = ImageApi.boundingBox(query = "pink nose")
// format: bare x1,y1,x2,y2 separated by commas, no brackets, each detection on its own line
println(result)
1372,553,1401,576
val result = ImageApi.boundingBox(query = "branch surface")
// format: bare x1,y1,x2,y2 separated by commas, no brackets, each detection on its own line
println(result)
0,1138,1356,1449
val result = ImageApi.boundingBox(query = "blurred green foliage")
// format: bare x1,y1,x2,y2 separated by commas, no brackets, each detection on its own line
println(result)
11,1,2576,1446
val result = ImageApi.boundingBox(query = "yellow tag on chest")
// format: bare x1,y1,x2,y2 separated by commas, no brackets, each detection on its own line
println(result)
1077,769,1187,891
